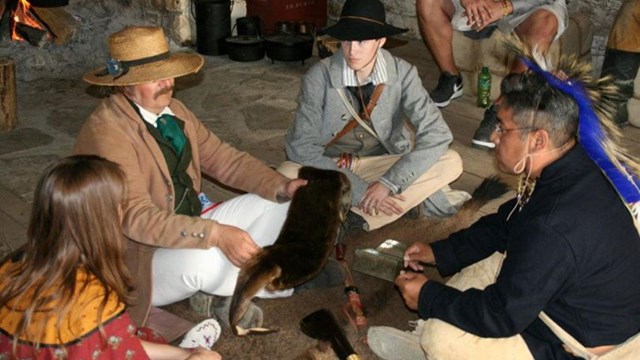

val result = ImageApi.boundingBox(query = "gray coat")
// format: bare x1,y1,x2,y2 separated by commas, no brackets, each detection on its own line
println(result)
285,49,453,206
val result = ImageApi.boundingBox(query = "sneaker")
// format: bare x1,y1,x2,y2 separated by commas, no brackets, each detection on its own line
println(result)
367,320,426,360
471,104,497,149
179,318,222,349
430,72,463,108
294,258,346,292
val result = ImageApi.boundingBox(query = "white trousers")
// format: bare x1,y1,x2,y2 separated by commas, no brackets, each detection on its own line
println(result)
150,193,295,307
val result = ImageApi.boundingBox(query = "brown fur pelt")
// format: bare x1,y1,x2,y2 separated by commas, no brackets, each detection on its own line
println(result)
230,167,352,336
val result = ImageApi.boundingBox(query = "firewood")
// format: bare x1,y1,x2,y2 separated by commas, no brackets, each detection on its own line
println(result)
0,57,17,132
31,6,77,45
15,22,47,46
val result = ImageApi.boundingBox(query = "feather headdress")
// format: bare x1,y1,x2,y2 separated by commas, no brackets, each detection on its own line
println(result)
502,34,640,232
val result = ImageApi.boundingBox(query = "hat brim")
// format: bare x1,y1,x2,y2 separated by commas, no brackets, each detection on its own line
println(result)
318,20,408,41
83,52,204,86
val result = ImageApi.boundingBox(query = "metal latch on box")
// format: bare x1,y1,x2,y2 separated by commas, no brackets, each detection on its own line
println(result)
352,239,407,282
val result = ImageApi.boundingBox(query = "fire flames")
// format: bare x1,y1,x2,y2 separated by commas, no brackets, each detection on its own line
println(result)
11,0,46,41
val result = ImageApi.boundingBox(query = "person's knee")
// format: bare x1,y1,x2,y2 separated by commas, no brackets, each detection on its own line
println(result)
420,319,458,358
442,150,464,179
417,0,451,21
276,161,302,179
517,10,559,46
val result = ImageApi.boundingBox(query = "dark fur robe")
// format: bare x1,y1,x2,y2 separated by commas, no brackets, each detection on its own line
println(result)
230,167,352,335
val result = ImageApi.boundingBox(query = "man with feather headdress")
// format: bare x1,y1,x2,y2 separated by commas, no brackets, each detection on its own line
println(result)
369,39,640,360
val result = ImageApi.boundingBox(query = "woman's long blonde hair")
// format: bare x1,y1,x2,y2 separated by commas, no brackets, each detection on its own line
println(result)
0,155,133,354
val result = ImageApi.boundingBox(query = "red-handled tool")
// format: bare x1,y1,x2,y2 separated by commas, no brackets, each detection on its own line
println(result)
335,243,368,342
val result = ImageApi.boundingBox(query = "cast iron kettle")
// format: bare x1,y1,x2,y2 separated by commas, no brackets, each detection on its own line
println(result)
225,16,265,62
264,21,314,65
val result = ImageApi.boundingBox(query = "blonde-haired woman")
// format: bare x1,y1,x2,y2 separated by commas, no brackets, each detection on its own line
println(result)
0,155,221,359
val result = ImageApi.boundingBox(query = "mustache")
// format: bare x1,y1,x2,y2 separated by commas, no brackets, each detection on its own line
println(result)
154,86,174,99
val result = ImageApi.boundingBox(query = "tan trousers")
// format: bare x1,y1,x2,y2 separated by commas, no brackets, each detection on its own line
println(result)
420,252,535,360
277,149,463,231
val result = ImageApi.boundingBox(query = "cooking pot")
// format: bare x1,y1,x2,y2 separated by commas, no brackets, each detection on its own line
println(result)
236,16,261,36
276,21,296,34
264,33,314,64
225,35,265,62
295,21,315,35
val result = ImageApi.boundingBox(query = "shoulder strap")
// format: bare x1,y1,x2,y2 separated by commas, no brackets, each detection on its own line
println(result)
539,311,598,359
325,84,385,147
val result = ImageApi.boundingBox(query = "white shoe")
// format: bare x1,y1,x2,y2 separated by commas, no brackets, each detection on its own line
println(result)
367,320,426,360
179,318,221,350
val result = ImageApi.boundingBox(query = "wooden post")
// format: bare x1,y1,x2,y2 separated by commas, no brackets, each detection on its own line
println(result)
0,57,17,132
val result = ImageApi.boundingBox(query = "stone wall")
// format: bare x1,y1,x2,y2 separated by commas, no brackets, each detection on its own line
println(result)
0,0,625,82
328,0,625,73
0,0,190,83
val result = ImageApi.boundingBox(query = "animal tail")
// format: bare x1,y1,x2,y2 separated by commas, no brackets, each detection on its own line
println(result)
459,176,511,212
229,255,281,336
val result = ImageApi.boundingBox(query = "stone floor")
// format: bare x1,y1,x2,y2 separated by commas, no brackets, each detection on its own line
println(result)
1,38,639,358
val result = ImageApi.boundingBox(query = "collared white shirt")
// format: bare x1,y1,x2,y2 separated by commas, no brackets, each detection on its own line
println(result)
342,48,388,87
133,103,175,128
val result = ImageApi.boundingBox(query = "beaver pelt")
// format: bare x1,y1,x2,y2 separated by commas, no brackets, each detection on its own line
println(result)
229,166,352,336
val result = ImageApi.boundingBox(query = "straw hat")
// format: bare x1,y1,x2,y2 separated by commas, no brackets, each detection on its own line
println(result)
317,0,407,41
83,26,204,86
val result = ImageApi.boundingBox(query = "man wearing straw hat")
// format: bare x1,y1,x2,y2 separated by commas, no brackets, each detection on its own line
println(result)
369,40,640,360
74,26,313,331
280,0,468,234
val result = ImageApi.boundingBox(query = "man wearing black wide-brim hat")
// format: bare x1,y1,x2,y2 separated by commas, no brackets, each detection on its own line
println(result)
280,0,467,232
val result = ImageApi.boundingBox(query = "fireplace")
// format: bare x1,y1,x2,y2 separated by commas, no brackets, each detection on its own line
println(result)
0,0,77,46
0,0,204,82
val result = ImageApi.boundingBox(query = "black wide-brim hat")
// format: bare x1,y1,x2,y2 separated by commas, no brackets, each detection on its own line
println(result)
318,0,408,41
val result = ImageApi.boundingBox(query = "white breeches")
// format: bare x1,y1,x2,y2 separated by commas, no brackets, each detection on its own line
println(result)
150,193,295,306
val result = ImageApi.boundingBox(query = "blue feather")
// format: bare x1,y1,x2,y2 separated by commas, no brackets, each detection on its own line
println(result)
521,58,640,205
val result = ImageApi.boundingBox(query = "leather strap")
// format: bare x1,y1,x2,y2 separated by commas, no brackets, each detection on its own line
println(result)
325,84,385,148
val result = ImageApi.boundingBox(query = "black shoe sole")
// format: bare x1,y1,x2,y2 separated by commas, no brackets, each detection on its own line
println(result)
434,89,463,108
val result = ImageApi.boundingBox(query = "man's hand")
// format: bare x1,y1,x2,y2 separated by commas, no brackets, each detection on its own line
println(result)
404,241,435,271
359,181,405,216
213,224,260,267
276,178,308,203
460,0,492,29
395,271,429,310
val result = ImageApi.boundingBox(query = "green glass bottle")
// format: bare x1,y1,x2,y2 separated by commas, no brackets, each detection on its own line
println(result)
477,66,491,108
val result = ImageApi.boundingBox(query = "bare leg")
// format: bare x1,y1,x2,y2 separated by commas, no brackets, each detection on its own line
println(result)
512,9,559,73
417,0,458,74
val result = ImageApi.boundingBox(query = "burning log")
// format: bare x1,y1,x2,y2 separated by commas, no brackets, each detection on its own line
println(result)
31,6,77,45
0,57,18,132
15,21,46,46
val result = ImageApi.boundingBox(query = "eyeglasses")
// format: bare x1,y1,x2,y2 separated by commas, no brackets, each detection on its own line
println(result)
494,123,536,136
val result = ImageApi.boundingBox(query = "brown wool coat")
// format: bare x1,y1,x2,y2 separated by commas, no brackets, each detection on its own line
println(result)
73,93,288,326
